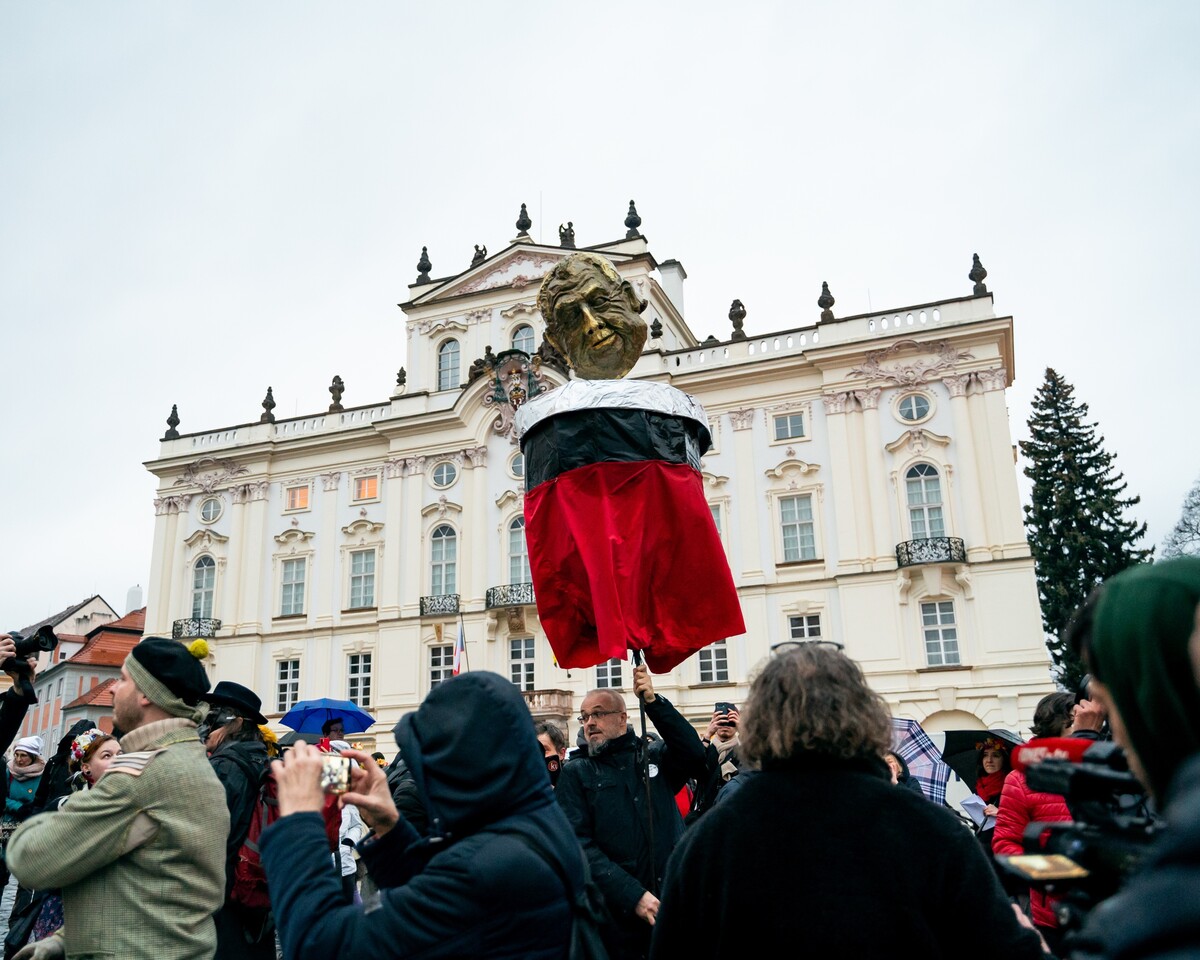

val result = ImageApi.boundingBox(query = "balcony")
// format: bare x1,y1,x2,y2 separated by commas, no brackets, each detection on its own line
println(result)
172,618,222,640
485,582,536,609
420,594,460,617
522,689,574,721
895,537,967,567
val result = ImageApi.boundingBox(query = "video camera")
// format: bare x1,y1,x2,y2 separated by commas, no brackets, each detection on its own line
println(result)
995,737,1157,929
2,626,59,673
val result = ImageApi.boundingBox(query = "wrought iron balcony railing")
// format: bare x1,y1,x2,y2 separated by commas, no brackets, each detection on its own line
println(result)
485,582,536,609
420,594,460,616
172,618,222,640
895,537,967,567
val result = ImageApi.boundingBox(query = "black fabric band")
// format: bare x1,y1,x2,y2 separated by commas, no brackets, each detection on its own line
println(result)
521,407,710,491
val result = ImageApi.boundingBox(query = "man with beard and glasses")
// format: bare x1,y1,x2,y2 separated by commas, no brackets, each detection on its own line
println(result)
555,664,706,960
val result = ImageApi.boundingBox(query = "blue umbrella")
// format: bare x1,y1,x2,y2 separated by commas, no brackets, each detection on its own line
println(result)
280,698,375,735
890,717,951,806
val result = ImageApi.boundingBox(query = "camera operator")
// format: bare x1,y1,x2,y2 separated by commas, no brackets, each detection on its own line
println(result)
1062,556,1200,959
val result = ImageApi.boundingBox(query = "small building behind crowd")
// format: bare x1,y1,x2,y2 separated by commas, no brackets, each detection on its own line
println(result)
140,205,1054,751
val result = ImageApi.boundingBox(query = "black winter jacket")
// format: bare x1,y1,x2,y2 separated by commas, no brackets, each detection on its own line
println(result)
0,685,36,807
556,695,706,944
209,738,269,895
261,671,583,960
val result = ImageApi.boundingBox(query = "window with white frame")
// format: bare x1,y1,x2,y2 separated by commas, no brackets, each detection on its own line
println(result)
698,639,729,683
510,637,535,691
788,614,822,640
920,600,961,666
192,556,215,619
353,475,379,501
510,453,525,480
512,324,535,355
347,652,372,707
508,517,530,584
276,659,300,712
906,464,946,539
437,340,460,392
897,393,931,423
709,503,723,538
349,549,375,608
199,497,222,523
431,525,457,595
285,485,309,512
773,412,806,441
431,462,457,488
779,494,817,562
430,644,453,687
280,558,306,616
596,657,624,689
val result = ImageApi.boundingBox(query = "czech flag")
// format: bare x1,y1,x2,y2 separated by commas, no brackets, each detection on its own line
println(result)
517,379,744,672
452,619,466,676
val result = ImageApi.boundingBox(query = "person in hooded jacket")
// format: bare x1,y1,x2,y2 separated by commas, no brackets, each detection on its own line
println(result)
201,681,274,960
884,750,925,797
259,671,584,960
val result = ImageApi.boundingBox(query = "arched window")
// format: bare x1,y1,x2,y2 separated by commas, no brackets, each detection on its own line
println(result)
437,340,460,392
512,324,535,355
431,524,457,595
905,463,945,539
508,516,530,584
192,556,215,619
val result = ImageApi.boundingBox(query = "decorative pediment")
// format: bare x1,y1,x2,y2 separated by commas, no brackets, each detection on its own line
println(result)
173,457,249,493
423,248,568,302
500,301,539,320
701,471,729,489
849,339,974,386
341,519,384,538
496,489,524,508
765,459,821,480
183,529,229,550
421,496,463,520
885,428,952,456
273,529,315,545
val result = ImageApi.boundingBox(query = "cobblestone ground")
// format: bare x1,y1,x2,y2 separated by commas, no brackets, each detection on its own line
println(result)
0,873,17,943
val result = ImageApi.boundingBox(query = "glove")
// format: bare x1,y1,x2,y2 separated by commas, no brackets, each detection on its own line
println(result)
14,938,65,960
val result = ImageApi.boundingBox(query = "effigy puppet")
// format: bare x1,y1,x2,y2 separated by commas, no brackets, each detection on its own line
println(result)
515,252,745,671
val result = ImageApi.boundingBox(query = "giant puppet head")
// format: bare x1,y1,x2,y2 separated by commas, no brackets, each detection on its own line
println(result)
537,252,648,380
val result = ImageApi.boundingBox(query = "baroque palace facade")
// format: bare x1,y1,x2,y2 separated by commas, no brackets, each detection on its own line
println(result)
143,210,1053,747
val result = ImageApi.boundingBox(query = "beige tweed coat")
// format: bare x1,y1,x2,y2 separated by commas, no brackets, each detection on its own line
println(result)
7,717,229,960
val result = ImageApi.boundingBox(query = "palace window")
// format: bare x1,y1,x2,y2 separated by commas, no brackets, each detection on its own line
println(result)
437,340,460,392
508,517,531,584
921,600,961,666
788,614,822,640
431,462,457,488
284,485,309,512
513,324,535,355
353,475,379,501
281,558,306,616
349,549,375,609
596,657,624,689
897,393,931,423
430,644,454,687
192,556,215,619
510,637,535,692
779,494,817,562
698,639,729,683
347,653,372,708
906,464,946,539
430,525,457,595
773,412,806,441
276,660,300,712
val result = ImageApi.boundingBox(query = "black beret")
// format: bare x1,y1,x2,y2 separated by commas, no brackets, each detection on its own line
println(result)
129,637,211,705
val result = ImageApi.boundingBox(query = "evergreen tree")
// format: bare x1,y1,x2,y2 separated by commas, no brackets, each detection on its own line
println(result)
1019,368,1152,687
1161,474,1200,559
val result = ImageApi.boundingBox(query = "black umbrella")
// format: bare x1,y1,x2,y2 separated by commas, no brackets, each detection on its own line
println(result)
941,729,1024,793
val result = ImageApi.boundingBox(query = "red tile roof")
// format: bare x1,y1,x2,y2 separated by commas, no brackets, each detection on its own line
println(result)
64,677,117,709
70,608,146,667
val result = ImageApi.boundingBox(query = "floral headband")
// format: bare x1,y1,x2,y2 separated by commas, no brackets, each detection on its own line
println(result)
70,728,108,766
977,737,1008,754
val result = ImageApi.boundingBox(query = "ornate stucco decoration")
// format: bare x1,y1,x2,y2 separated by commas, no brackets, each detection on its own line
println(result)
728,408,755,431
341,518,384,540
174,457,249,493
820,392,851,415
500,301,539,319
320,472,341,492
273,529,315,550
765,459,822,490
885,428,952,456
183,529,229,551
496,489,524,509
975,367,1008,392
701,471,729,489
421,496,462,520
230,481,270,504
449,253,563,296
482,349,551,443
153,494,193,515
849,339,974,385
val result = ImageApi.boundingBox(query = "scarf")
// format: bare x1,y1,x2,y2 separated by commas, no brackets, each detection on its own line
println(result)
7,756,46,782
715,735,740,781
973,769,1008,805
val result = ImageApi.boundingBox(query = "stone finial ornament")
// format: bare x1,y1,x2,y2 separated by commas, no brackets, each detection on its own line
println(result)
515,202,532,237
163,404,180,440
729,299,747,340
624,200,642,239
329,375,345,413
650,317,663,339
260,386,276,423
969,253,988,295
416,246,433,283
471,244,487,267
558,222,576,249
818,281,836,323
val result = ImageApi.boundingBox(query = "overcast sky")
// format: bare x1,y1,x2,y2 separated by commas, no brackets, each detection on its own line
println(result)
2,2,1196,625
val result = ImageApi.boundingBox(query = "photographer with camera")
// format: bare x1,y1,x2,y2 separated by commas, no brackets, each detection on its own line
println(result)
1060,556,1200,959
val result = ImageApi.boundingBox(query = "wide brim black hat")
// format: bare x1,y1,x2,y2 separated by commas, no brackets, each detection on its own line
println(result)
203,680,268,725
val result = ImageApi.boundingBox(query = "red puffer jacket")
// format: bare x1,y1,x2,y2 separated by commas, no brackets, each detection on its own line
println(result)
992,769,1073,928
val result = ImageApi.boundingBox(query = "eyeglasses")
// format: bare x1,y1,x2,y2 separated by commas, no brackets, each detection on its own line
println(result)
577,709,623,724
770,639,846,655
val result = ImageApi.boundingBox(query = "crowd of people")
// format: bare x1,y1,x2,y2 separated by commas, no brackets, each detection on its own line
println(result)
0,555,1198,959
